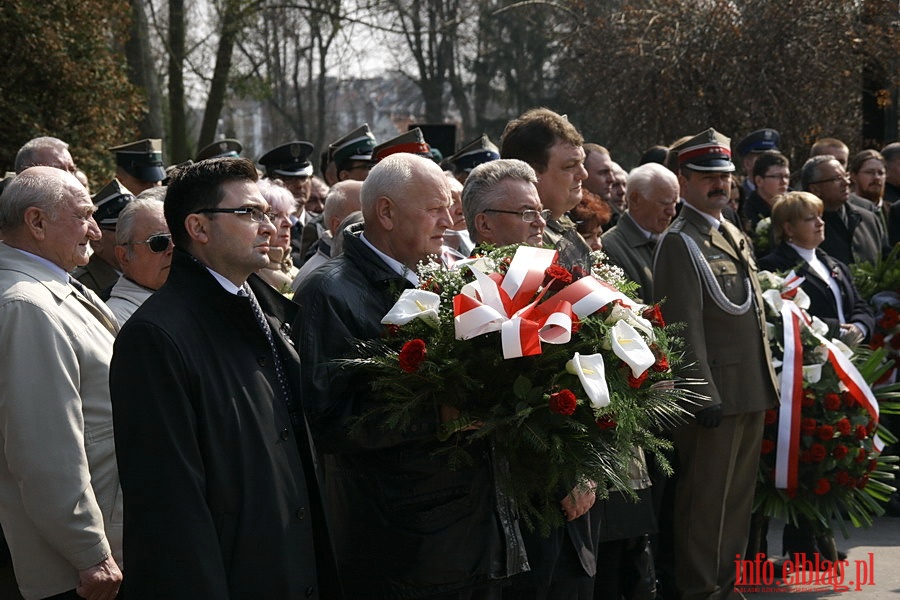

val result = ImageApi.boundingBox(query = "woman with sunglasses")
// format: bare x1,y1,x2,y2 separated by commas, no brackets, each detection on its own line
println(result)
256,179,300,295
107,194,174,325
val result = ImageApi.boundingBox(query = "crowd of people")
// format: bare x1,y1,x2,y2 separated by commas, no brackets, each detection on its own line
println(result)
0,110,898,600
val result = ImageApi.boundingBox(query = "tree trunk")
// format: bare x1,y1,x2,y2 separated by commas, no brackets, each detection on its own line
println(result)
168,0,188,163
124,0,164,139
198,0,244,151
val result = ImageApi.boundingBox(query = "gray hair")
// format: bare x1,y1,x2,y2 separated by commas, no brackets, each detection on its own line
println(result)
257,179,296,215
626,162,678,201
14,137,70,173
800,155,836,191
0,169,75,231
461,159,537,239
361,153,441,217
116,198,166,257
136,186,168,202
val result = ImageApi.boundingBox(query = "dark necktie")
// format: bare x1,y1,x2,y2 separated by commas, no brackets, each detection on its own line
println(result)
69,276,118,335
241,285,301,429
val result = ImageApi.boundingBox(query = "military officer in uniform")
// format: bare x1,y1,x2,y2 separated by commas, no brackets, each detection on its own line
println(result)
259,141,316,264
329,124,377,182
447,134,501,184
652,128,779,600
72,179,135,297
109,138,166,195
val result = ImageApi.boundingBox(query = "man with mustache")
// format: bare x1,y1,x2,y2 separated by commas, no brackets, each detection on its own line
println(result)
652,128,778,600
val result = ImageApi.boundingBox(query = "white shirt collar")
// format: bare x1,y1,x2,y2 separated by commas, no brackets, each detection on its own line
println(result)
360,232,419,286
7,245,69,284
205,267,244,295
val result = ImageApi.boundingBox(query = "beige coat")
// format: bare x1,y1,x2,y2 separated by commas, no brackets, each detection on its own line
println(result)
0,242,122,599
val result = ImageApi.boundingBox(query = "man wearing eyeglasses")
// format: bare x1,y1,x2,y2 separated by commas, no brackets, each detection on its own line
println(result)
109,157,340,599
741,150,791,235
801,154,886,265
105,192,173,324
461,158,548,248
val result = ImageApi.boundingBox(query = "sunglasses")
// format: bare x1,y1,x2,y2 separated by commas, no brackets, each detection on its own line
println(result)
124,233,172,253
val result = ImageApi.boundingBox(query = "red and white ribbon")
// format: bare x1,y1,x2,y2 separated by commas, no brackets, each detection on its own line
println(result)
775,300,884,492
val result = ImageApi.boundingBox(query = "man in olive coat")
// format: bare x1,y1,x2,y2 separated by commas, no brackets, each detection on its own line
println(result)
652,129,779,600
109,158,339,599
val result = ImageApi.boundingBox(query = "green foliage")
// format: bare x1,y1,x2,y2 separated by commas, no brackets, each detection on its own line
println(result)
0,0,144,185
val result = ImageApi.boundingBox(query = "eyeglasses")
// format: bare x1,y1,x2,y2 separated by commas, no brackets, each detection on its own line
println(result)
196,206,276,223
483,208,551,223
124,233,172,253
810,174,849,185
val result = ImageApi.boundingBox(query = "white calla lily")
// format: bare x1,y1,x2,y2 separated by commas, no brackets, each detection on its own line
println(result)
802,364,822,384
610,320,656,378
381,289,441,327
762,289,783,314
566,352,610,408
809,316,829,336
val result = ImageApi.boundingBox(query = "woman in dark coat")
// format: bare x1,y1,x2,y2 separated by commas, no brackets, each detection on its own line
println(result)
759,191,874,343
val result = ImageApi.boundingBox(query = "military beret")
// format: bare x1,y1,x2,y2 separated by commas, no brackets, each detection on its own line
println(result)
678,128,735,173
372,128,432,163
109,139,166,183
258,141,315,177
736,128,780,157
447,134,500,174
196,139,243,162
92,179,135,228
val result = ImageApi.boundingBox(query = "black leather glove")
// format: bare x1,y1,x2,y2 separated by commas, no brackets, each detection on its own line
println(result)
694,404,723,428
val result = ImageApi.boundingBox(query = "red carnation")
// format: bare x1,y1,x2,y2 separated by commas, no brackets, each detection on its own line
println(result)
824,393,842,411
596,415,618,430
868,459,878,473
856,425,868,440
817,425,834,441
385,324,402,337
857,474,870,489
835,470,853,487
760,439,775,455
398,339,427,373
890,335,900,350
881,307,899,329
814,478,831,495
801,389,817,408
809,443,827,462
642,305,666,328
652,354,670,373
832,444,849,460
543,264,574,291
836,418,852,436
870,333,885,349
549,389,578,416
627,369,649,389
856,448,868,463
764,410,778,426
800,418,818,436
842,391,858,408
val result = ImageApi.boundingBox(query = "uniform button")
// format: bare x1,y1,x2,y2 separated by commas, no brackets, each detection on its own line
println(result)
280,428,290,440
257,355,268,367
305,586,315,597
296,507,306,519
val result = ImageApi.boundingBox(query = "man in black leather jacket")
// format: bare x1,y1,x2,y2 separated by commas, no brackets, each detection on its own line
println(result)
294,153,528,600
